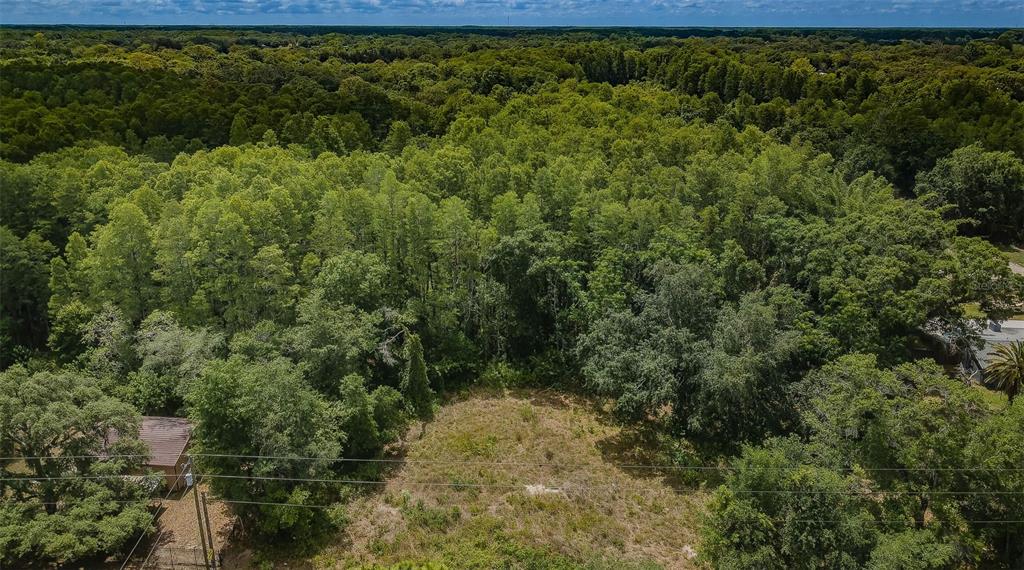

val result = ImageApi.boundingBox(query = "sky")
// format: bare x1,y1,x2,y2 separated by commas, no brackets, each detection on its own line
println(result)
1,0,1022,28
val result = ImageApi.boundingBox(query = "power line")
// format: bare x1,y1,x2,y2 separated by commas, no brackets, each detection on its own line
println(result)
217,498,339,509
7,473,1021,496
1,454,152,460
136,526,170,570
209,499,1024,526
5,452,1023,472
22,497,149,501
15,497,1023,526
197,474,1024,495
117,462,191,570
791,520,1024,525
194,473,1024,495
192,453,1024,472
18,497,1024,527
2,474,164,481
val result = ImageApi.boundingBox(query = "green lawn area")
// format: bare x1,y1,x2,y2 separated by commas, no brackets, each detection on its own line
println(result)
997,244,1024,267
971,383,1011,412
962,303,987,320
962,303,1024,321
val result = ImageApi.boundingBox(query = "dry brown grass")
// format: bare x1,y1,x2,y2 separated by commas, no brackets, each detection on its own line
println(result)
310,389,708,569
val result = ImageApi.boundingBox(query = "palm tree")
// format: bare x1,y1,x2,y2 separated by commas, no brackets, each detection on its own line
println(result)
985,340,1024,405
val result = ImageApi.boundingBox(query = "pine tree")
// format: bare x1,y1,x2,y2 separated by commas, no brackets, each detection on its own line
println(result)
229,113,250,145
400,333,434,436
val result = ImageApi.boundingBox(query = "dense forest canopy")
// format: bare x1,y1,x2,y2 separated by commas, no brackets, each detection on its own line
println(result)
1,27,1023,568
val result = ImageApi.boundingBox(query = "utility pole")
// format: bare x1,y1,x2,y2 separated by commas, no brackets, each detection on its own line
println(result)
201,491,217,568
192,482,211,569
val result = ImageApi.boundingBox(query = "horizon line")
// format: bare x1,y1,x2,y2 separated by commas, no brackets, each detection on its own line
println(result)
1,24,1019,30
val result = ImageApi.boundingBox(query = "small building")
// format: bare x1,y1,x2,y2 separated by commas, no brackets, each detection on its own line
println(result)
976,319,1024,367
139,416,193,491
110,416,193,491
922,318,1024,383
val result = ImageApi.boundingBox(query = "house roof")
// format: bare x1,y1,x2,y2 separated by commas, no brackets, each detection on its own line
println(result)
139,416,192,467
109,416,193,468
978,320,1024,367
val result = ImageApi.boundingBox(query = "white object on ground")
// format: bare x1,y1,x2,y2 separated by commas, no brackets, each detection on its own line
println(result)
525,484,565,496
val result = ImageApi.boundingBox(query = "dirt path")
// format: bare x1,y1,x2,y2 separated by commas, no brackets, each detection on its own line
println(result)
157,484,232,551
130,484,235,569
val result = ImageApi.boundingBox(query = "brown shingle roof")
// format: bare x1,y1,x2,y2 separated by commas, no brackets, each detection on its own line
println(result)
133,416,192,467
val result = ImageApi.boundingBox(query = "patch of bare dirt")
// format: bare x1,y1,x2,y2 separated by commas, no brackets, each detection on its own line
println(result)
127,483,236,569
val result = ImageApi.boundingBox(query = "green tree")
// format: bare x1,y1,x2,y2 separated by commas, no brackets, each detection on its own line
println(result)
962,399,1024,565
79,303,137,380
915,144,1024,241
130,310,224,414
794,354,1004,545
401,333,434,434
191,208,254,330
0,366,152,566
229,112,250,145
46,298,93,360
683,287,812,443
313,251,388,311
46,231,93,358
248,245,297,324
701,438,877,570
87,202,157,321
580,307,695,422
384,120,413,155
0,227,54,363
187,357,346,545
866,530,957,570
285,252,387,392
307,116,345,156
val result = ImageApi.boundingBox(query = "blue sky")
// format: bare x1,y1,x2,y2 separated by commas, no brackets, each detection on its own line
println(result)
2,0,1022,27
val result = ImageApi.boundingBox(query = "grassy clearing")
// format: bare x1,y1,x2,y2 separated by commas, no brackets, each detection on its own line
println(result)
961,302,1024,321
310,389,708,569
967,378,1013,412
997,244,1024,267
